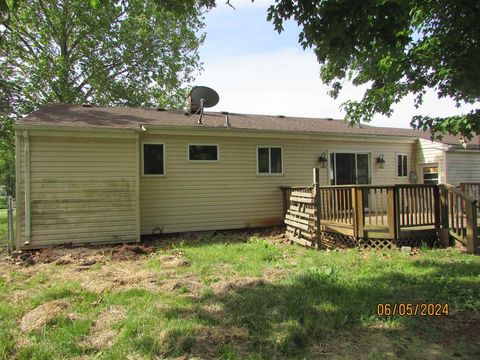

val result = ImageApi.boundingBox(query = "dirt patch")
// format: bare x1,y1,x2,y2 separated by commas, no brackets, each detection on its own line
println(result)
82,306,126,349
7,244,156,267
211,277,265,296
430,309,480,348
190,326,250,358
19,300,70,332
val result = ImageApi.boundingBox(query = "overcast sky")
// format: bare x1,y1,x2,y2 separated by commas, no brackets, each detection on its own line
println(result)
195,1,476,129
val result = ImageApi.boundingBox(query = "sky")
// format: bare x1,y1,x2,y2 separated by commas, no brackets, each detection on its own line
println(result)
195,0,476,129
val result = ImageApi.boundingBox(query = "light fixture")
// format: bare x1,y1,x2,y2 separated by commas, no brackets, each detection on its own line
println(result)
318,152,328,168
376,153,385,169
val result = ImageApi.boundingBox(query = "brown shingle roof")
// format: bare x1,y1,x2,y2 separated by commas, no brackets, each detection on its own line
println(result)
17,103,479,146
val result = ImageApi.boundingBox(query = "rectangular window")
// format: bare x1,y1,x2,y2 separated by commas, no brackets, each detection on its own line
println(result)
188,145,218,161
397,154,408,177
423,165,439,184
143,143,165,175
257,146,283,174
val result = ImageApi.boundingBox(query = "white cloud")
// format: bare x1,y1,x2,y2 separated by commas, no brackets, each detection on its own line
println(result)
196,47,477,129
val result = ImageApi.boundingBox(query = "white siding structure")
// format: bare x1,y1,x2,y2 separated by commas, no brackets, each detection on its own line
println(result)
446,151,480,185
14,104,479,249
414,139,447,184
139,131,414,235
16,131,139,249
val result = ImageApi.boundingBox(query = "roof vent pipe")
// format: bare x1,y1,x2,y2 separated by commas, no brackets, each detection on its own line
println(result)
197,99,204,125
224,115,230,128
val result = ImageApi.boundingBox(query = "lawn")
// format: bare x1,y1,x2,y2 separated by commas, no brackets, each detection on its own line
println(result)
0,229,479,359
0,209,7,245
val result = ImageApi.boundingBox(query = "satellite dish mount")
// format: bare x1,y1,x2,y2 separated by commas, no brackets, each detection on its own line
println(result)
188,86,219,125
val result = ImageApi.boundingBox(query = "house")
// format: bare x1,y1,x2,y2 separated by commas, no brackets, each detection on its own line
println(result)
14,103,480,249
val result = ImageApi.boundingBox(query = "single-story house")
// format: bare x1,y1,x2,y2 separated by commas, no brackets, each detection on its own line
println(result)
14,103,480,249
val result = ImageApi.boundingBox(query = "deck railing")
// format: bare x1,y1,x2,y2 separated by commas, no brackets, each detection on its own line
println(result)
441,184,478,253
281,182,479,254
460,183,480,208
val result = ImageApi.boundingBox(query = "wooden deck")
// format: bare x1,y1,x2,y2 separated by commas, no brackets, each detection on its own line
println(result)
281,178,479,254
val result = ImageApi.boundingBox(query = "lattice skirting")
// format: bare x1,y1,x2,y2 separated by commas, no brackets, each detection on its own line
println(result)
319,231,438,250
318,231,358,249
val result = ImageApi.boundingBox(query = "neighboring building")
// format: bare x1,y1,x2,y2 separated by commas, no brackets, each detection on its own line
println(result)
0,185,6,197
14,103,480,249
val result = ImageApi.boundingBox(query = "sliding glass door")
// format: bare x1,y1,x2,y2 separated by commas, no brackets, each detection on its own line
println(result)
330,152,371,185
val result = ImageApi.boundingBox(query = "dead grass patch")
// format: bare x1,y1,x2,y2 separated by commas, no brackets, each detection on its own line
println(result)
211,277,265,296
19,300,70,332
191,325,250,358
158,254,191,268
82,306,126,349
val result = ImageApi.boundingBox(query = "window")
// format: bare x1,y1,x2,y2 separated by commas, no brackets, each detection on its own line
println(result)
143,143,165,175
397,154,408,177
188,145,218,161
257,146,283,174
423,165,439,184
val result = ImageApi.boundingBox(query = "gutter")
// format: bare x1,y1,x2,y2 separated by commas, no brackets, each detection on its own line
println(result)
140,124,418,143
14,124,138,133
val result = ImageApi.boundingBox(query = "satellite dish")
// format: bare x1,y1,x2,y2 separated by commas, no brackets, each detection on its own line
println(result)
188,86,220,125
189,86,219,112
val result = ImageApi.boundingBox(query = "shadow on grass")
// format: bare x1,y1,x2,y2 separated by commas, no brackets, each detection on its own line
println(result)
158,259,480,359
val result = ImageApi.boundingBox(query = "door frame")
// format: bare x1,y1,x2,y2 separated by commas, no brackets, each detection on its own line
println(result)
328,150,373,185
421,163,440,184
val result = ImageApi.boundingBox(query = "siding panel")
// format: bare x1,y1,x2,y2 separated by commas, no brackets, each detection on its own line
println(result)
446,151,480,184
16,134,138,249
140,134,414,234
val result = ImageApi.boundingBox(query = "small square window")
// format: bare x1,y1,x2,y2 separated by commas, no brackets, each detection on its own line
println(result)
189,145,218,161
143,143,165,175
397,154,408,177
257,146,283,174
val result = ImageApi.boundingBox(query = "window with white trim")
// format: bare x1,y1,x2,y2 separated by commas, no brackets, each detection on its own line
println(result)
397,154,408,177
257,146,283,174
143,143,165,175
188,144,219,161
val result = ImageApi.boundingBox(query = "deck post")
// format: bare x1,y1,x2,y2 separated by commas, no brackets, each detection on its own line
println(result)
387,187,398,240
355,187,365,239
313,168,321,245
465,200,479,254
437,186,450,247
351,188,358,238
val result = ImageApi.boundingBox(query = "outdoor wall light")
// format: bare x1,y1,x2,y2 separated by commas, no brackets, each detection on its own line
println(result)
318,152,328,168
376,153,386,169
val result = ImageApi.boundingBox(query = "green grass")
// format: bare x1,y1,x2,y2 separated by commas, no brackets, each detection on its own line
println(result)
0,209,7,245
0,231,479,359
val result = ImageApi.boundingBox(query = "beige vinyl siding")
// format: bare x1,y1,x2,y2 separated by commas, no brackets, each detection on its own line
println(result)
415,139,446,183
140,133,414,234
16,132,138,249
446,151,480,184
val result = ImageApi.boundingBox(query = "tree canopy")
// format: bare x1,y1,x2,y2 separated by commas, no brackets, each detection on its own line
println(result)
267,0,480,139
0,0,208,194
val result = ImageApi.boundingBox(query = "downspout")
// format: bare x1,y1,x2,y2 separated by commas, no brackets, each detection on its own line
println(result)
14,132,20,249
23,130,31,245
135,131,141,242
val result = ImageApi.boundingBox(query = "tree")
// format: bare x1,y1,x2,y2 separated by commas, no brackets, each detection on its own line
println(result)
0,0,207,195
1,0,206,108
267,0,480,139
